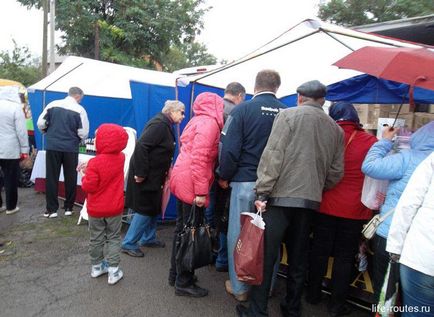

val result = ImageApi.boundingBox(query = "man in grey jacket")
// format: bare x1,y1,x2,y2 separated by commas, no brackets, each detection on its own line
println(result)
236,80,344,317
0,86,29,215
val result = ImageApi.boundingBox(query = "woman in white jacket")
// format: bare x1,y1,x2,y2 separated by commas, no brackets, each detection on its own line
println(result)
386,152,434,316
0,87,29,215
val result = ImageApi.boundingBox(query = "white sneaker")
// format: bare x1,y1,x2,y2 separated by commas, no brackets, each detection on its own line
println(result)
0,206,6,213
108,267,123,285
91,261,109,278
6,207,19,215
65,209,73,216
48,212,58,219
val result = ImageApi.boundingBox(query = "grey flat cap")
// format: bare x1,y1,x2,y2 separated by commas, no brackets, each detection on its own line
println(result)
296,80,327,99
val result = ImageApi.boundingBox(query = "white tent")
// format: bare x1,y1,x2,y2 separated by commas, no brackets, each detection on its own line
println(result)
28,56,178,98
189,19,426,98
28,56,180,152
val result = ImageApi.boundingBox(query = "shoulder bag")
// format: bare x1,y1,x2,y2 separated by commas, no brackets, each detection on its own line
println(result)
362,208,394,240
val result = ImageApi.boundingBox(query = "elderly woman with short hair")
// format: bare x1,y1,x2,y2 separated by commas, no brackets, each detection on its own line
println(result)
121,100,185,257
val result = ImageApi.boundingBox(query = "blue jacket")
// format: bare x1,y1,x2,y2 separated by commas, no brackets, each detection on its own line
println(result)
219,92,287,182
37,96,89,153
362,121,434,239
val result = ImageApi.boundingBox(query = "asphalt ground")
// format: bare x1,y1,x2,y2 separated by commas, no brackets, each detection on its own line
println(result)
0,187,371,317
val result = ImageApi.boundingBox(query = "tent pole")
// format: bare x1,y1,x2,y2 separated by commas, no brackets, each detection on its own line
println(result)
42,90,46,150
321,29,355,51
189,83,195,119
42,62,84,92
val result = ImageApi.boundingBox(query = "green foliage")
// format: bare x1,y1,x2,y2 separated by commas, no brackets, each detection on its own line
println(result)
162,42,217,72
0,41,42,87
16,0,216,70
318,0,434,26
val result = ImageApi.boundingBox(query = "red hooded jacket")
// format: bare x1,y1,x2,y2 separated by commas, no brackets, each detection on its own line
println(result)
81,124,128,217
320,121,377,220
170,92,224,206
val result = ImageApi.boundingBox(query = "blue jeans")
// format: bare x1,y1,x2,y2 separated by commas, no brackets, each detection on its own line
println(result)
204,181,216,228
400,264,434,317
122,210,158,250
228,181,256,295
216,232,228,269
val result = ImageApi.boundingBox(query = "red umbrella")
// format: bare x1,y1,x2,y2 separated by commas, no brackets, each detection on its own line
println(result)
334,46,434,107
334,46,434,90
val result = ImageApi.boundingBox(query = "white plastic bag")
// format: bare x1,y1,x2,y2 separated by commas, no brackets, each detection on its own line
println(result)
361,176,388,210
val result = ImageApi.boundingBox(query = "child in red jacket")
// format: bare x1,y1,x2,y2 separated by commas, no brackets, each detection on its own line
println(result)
79,123,128,285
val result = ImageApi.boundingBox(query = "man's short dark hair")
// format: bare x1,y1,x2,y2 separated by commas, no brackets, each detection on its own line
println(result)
68,87,84,97
254,70,281,93
225,82,246,97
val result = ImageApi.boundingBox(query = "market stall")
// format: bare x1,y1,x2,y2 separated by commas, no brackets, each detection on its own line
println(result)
30,127,137,206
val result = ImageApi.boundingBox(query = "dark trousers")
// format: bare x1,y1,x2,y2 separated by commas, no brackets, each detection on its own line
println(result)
169,200,197,287
214,185,231,234
372,234,390,303
248,206,313,317
0,159,20,210
45,150,78,213
307,213,364,311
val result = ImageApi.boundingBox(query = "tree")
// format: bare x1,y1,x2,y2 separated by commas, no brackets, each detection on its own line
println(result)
0,41,42,87
162,42,217,72
318,0,434,26
17,0,215,70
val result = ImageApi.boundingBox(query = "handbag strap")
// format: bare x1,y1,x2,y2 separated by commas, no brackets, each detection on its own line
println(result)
379,208,394,222
186,203,205,227
345,130,358,150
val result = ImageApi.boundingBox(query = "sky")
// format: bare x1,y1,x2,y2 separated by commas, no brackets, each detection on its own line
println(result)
0,0,321,62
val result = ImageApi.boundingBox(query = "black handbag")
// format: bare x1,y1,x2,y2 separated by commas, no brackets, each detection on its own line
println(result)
175,204,214,272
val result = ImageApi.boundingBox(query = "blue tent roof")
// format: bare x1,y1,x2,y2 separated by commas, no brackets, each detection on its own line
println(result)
327,74,434,104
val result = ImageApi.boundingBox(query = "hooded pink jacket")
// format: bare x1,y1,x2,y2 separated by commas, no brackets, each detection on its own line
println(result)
170,92,224,206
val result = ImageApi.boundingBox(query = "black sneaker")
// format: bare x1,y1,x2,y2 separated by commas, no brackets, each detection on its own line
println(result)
236,304,250,317
65,209,73,216
43,211,51,218
140,240,165,248
175,284,208,297
169,275,198,287
121,248,144,257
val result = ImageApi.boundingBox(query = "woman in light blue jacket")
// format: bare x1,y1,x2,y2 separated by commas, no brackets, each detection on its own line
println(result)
362,121,434,302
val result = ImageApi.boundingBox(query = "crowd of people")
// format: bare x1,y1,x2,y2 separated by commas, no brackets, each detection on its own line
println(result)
1,70,433,317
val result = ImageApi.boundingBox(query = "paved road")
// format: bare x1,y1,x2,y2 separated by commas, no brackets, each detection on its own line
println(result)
0,188,371,317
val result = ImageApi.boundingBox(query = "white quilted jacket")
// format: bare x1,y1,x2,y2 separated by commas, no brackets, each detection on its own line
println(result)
386,152,434,276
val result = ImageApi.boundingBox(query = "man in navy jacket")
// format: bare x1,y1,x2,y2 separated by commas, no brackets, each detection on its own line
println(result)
219,70,286,302
37,87,89,218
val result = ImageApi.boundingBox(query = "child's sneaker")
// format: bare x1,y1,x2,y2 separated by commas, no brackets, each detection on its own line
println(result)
108,267,123,285
91,261,109,278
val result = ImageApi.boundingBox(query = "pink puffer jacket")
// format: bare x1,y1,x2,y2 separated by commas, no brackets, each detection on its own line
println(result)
170,92,224,206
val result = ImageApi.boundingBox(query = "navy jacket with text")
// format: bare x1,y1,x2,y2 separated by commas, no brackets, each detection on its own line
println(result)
219,92,287,182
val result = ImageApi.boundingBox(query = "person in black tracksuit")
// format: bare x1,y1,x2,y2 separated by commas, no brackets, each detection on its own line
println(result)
37,87,89,218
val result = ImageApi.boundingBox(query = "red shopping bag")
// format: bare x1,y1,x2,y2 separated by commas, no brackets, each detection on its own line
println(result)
234,211,265,285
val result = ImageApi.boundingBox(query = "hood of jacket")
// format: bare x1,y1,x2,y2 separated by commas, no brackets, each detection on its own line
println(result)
410,121,434,151
96,123,128,154
192,92,224,129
